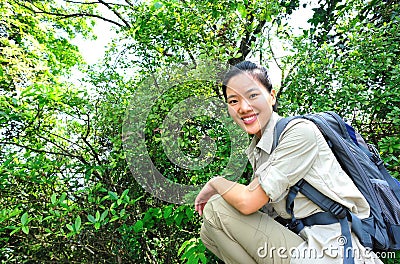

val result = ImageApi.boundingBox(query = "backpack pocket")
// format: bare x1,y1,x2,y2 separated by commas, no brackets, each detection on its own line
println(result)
371,179,400,246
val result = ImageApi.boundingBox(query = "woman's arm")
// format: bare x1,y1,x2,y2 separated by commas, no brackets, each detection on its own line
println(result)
195,176,269,216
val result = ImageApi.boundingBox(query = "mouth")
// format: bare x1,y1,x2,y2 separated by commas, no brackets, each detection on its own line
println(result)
241,114,258,124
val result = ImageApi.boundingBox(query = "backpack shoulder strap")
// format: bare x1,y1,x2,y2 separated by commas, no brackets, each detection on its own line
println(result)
272,116,303,152
287,180,359,264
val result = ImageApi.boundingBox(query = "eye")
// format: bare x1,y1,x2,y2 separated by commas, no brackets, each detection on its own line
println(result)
249,93,258,99
227,99,238,105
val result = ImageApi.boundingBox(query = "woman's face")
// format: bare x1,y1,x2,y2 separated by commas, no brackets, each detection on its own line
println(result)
225,73,276,138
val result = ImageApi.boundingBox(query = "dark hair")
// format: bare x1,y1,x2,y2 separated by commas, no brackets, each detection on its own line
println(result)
222,61,277,112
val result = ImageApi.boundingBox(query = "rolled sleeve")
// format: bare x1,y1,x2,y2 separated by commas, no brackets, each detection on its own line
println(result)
256,121,319,202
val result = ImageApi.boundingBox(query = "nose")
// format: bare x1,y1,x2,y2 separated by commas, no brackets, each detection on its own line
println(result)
238,99,252,113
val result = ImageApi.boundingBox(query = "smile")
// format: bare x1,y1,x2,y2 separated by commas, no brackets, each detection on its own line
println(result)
241,114,258,124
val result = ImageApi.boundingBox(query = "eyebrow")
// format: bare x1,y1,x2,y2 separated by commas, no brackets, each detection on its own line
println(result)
226,87,260,100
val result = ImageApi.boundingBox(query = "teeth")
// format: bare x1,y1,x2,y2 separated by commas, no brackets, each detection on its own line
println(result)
243,115,256,121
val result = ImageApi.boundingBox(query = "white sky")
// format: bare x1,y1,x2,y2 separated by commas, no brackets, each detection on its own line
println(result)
267,0,317,86
70,5,116,65
72,0,317,87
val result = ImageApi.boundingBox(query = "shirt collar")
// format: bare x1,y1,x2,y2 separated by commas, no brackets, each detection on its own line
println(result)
246,112,281,157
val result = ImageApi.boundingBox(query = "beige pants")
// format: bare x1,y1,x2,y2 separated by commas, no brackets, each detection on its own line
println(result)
200,195,304,264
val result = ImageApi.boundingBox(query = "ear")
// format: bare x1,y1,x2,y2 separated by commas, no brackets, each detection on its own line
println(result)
270,89,277,105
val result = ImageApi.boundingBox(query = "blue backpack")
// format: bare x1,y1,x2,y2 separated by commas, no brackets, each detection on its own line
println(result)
272,111,400,264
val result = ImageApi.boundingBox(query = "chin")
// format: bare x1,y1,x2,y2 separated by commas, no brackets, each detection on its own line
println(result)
242,125,261,135
245,129,260,136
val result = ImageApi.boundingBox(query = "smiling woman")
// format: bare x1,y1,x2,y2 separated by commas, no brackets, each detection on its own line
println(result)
194,61,383,264
223,63,277,138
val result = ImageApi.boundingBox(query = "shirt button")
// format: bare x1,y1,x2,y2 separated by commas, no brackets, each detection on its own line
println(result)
254,149,260,159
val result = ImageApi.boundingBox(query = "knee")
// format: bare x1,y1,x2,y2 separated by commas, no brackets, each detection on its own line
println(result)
200,201,216,248
200,221,210,244
202,195,236,231
199,221,221,260
202,195,224,225
200,197,223,247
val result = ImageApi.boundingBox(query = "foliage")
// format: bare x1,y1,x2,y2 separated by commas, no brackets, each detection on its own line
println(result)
279,0,400,178
0,0,92,93
0,0,398,263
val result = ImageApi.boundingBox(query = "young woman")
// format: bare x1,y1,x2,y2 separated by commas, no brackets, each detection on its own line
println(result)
194,61,382,263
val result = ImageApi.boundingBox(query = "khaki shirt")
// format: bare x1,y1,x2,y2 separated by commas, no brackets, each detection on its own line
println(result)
246,112,383,263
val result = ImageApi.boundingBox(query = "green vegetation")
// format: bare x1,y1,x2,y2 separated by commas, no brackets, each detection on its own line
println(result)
0,0,398,263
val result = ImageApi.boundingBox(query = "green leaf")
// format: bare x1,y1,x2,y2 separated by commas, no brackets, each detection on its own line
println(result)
119,209,126,217
21,212,29,226
42,215,53,222
177,243,187,257
87,214,96,223
59,193,67,203
108,191,118,200
22,226,29,235
66,224,74,231
236,3,247,18
75,216,81,232
133,220,143,233
187,254,197,264
199,253,207,263
163,206,173,219
50,193,57,205
100,195,110,203
181,243,197,259
185,207,194,219
10,227,21,236
154,1,163,9
110,215,119,222
121,189,129,200
100,209,108,222
178,238,193,256
174,213,184,225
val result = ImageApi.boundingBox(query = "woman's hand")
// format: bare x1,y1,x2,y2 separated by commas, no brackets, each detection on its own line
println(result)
195,177,221,216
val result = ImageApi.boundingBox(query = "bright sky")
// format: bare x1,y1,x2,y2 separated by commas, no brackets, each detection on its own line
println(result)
266,0,317,86
72,0,318,87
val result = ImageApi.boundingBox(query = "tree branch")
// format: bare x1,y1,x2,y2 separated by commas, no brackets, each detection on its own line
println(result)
18,1,125,28
63,0,132,8
229,9,268,65
46,131,86,151
81,113,102,165
54,12,125,28
98,0,131,28
266,23,282,72
63,0,99,5
0,141,90,165
124,0,135,7
183,46,197,67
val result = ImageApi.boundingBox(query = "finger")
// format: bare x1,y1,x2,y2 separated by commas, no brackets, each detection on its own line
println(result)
195,202,204,216
198,204,203,216
199,203,206,216
194,199,200,209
